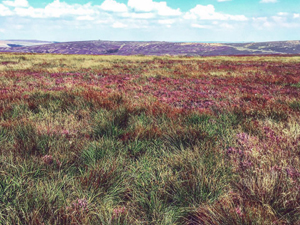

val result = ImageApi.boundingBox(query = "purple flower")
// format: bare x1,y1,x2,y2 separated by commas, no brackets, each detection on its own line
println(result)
286,167,300,179
71,198,89,212
235,207,243,217
61,129,70,135
112,206,126,220
42,155,54,165
226,147,236,154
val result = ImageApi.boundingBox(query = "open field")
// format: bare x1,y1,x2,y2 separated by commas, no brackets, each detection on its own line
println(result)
0,53,300,224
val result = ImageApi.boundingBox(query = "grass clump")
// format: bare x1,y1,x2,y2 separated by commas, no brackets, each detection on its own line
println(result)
0,53,300,224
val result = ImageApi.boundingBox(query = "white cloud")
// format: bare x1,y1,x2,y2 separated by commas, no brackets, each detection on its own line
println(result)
7,0,181,22
13,0,96,18
0,3,13,16
272,16,285,23
294,13,300,18
0,28,5,32
220,22,234,29
191,24,211,29
3,0,28,7
184,4,247,21
155,2,181,16
112,21,127,28
252,15,300,29
217,0,231,2
14,7,43,18
4,0,295,40
122,12,155,19
192,21,237,30
252,17,268,22
12,24,23,29
260,0,277,3
100,0,127,12
128,0,152,12
120,19,150,28
252,16,273,28
158,19,175,25
271,15,300,28
94,18,113,24
128,0,181,16
43,0,95,17
278,12,288,16
76,15,95,21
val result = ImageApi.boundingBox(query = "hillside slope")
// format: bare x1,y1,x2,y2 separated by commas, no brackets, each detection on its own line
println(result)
0,40,53,48
1,40,300,56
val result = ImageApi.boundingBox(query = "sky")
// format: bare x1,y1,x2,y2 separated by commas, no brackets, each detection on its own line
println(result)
0,0,300,42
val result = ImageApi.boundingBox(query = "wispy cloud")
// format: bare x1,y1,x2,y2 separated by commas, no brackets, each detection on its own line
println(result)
0,3,13,16
3,0,28,7
100,0,127,13
128,0,181,16
191,23,212,29
0,0,248,30
184,4,247,21
252,13,300,29
1,0,297,42
12,0,96,18
112,21,127,28
260,0,277,3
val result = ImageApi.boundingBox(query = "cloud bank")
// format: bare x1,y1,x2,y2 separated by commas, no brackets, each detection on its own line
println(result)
0,0,299,42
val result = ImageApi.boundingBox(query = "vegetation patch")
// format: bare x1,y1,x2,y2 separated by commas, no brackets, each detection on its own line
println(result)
0,53,299,224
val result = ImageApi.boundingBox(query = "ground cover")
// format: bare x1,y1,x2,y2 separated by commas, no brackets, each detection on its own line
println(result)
2,40,300,56
0,53,299,224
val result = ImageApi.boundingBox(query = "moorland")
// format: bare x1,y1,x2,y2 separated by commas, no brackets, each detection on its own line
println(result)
1,40,300,56
0,53,300,224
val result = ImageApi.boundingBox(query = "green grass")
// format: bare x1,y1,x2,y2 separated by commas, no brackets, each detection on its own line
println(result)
0,53,300,224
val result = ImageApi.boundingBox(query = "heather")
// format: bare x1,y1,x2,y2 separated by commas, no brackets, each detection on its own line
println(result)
0,53,300,224
2,40,300,56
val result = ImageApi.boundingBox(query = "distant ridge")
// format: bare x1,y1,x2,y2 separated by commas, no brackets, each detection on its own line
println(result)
1,40,300,56
0,40,54,48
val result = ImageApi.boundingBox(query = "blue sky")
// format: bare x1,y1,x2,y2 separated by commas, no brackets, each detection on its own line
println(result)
0,0,300,42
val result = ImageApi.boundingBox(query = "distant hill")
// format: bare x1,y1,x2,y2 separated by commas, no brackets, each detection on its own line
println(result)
1,40,300,56
0,40,54,48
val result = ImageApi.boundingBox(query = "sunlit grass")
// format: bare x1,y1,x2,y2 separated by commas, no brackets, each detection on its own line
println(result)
0,53,299,224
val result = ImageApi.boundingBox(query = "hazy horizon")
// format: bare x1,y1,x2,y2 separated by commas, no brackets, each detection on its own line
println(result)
2,39,299,44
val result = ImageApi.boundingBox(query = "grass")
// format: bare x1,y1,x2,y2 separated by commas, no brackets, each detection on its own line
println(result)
0,53,300,224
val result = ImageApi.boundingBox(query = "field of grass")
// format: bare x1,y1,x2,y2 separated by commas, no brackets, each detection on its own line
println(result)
0,53,300,224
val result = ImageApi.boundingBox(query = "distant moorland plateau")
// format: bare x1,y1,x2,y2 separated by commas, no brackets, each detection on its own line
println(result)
0,40,54,48
1,39,300,56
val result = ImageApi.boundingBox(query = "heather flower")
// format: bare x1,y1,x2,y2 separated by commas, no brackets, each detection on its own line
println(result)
75,198,88,210
67,198,89,213
42,155,54,165
236,132,250,143
55,78,64,85
61,129,70,135
263,127,277,140
286,167,300,179
235,207,243,217
226,147,237,154
236,132,258,152
240,160,253,169
112,206,126,220
271,165,282,172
